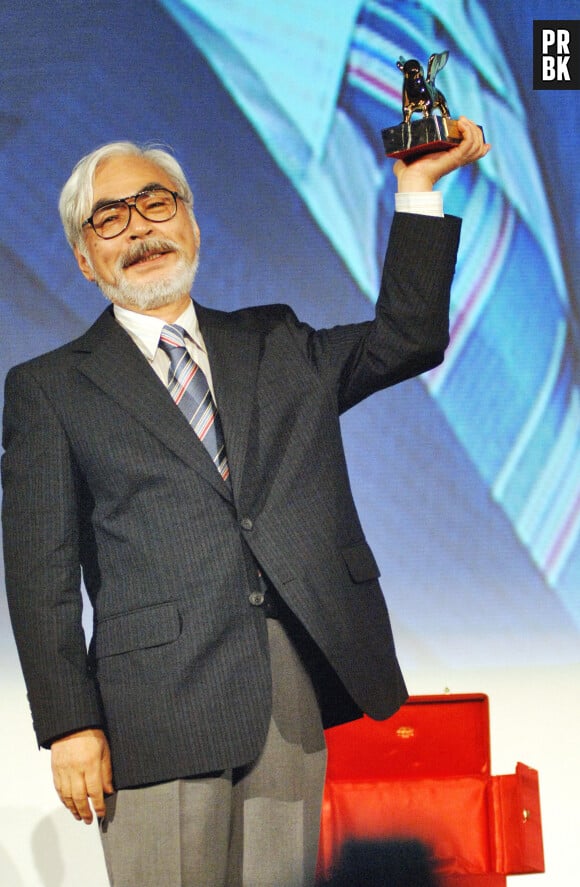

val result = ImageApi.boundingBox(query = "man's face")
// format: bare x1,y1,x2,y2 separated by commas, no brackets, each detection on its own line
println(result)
74,155,200,312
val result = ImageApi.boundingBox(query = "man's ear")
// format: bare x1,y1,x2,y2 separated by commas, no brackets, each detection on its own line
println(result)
73,244,96,282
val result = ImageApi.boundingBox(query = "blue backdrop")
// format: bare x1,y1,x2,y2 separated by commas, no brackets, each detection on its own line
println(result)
1,0,579,675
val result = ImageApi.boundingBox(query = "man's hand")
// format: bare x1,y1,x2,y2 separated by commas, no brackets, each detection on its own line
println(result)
394,116,491,192
51,728,113,824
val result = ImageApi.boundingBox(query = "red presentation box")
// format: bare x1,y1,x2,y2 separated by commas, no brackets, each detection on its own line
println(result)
318,694,544,885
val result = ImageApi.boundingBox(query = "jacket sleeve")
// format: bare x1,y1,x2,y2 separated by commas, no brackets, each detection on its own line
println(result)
290,212,461,413
2,363,104,747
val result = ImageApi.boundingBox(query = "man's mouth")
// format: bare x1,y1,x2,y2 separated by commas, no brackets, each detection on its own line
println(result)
129,251,168,267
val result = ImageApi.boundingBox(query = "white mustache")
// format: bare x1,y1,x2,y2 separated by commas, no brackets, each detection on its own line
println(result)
120,238,178,269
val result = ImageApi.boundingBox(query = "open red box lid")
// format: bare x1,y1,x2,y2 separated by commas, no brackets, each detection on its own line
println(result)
325,694,491,781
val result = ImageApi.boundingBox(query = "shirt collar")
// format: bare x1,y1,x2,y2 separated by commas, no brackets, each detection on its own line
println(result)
113,300,205,361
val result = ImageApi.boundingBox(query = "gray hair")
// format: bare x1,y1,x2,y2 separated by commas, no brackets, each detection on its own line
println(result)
58,141,194,250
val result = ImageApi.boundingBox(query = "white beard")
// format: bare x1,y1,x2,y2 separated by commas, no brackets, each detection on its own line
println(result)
89,237,200,311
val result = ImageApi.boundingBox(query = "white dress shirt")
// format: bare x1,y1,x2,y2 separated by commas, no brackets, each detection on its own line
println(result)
113,300,217,402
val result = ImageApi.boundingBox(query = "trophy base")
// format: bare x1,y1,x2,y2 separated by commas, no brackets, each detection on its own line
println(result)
382,116,475,160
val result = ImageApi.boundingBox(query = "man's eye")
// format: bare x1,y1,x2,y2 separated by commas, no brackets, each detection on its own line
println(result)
95,205,124,227
142,194,172,211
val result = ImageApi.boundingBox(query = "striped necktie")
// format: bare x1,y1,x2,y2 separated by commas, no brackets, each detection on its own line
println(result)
158,324,231,486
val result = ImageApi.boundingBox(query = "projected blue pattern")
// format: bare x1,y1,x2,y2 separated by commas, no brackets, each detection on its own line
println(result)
159,0,580,625
1,0,579,670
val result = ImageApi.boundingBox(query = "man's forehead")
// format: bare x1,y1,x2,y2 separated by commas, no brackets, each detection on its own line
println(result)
92,155,174,201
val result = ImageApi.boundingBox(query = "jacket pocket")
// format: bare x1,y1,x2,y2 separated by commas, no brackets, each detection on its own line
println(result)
95,601,182,658
341,541,381,583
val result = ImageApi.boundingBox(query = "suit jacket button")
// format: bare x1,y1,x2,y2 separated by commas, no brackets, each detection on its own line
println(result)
249,591,265,607
240,517,253,531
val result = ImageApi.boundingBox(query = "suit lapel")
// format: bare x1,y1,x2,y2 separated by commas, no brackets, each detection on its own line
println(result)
73,308,233,500
196,303,260,499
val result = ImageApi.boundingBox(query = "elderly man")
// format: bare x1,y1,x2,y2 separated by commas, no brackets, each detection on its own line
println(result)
2,122,488,886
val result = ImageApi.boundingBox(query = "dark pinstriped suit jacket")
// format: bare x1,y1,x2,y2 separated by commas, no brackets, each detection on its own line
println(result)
2,213,461,788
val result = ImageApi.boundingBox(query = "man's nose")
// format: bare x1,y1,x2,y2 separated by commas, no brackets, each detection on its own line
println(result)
127,210,154,238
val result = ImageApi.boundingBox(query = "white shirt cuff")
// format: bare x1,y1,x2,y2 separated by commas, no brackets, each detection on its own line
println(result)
395,191,444,218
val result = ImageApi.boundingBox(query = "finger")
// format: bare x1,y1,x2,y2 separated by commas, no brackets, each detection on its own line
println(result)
456,117,491,160
454,120,479,155
85,756,113,819
86,778,106,819
393,159,406,179
82,740,114,820
56,787,85,822
58,793,84,821
69,773,95,824
54,768,95,824
102,745,114,796
52,770,82,821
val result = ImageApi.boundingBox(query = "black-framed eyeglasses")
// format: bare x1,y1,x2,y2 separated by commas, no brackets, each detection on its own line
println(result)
82,187,183,239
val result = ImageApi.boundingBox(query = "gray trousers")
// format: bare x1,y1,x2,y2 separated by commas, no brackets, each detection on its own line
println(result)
99,618,327,886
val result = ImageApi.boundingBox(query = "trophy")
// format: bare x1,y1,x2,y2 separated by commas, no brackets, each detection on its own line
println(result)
382,51,484,160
